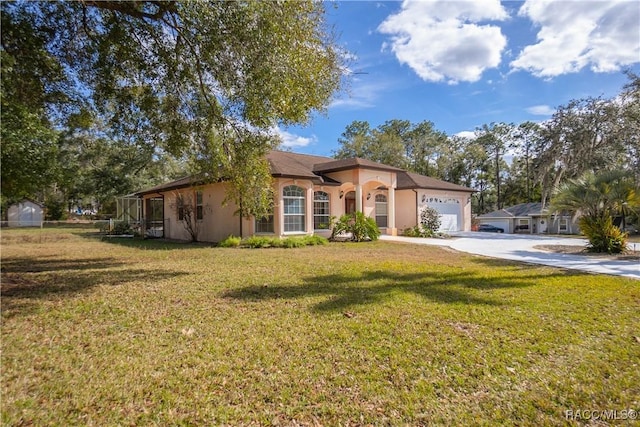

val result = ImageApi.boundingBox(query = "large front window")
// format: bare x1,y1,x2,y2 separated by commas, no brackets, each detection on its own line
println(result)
283,185,305,232
313,191,330,230
375,194,388,228
559,218,568,232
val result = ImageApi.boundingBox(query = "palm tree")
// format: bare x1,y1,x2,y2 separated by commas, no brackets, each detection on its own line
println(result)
550,170,640,253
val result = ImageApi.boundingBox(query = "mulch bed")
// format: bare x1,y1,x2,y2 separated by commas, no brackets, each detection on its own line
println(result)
534,245,640,261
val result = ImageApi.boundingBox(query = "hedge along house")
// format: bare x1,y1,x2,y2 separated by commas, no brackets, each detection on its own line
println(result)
133,151,475,242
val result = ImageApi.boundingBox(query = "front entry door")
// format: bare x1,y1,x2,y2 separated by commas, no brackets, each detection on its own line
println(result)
345,191,356,214
346,199,356,214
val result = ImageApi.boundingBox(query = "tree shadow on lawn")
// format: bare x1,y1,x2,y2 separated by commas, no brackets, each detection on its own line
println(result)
1,255,188,318
81,234,217,251
222,269,564,313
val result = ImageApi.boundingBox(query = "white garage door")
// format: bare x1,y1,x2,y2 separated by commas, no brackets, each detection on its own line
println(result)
425,197,462,232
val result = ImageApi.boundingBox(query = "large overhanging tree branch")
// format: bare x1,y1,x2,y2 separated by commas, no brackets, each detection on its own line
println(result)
5,0,344,211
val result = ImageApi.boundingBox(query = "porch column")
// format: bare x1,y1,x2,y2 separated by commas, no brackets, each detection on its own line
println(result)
388,186,397,235
306,186,314,234
355,184,363,212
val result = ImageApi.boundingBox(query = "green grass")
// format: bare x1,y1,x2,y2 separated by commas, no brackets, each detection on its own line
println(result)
2,228,639,426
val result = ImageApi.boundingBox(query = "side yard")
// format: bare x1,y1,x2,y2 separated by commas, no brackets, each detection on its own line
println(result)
2,228,639,425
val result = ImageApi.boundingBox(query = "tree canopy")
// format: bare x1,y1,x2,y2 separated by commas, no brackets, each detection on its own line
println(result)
333,73,639,215
1,0,344,214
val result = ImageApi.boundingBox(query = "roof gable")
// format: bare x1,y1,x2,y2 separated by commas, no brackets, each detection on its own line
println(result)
312,157,404,173
134,150,474,196
396,171,474,193
479,202,544,218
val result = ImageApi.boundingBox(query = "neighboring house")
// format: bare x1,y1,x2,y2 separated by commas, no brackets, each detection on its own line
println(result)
7,199,45,227
133,150,475,242
477,202,577,234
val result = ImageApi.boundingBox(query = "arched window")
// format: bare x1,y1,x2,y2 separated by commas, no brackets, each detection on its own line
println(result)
375,194,388,228
313,191,330,230
283,185,305,232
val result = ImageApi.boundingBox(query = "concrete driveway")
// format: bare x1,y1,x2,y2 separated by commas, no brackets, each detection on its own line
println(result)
381,232,640,279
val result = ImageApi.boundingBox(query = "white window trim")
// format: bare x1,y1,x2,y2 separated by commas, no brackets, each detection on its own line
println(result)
313,191,330,231
283,185,306,233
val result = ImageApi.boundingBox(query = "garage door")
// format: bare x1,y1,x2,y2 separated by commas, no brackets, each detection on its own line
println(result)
481,220,509,233
425,197,462,232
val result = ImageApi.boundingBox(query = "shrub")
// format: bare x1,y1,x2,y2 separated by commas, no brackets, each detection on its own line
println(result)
579,215,628,254
242,236,275,248
402,226,422,237
331,212,380,242
112,221,133,235
419,206,441,234
280,237,306,248
236,235,329,248
302,235,328,246
219,235,242,248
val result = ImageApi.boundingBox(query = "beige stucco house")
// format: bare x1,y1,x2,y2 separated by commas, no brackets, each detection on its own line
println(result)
134,151,474,242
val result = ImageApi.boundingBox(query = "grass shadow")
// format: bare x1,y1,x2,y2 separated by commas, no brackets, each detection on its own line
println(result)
222,269,556,313
80,233,217,251
1,255,188,318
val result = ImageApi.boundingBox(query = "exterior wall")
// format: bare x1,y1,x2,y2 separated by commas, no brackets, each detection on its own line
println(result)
144,182,242,242
7,201,44,227
395,190,418,232
547,215,579,234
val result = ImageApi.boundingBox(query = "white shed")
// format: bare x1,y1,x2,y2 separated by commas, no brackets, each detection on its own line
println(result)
7,199,44,227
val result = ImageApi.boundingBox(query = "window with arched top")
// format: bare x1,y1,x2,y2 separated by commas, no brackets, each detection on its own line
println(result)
283,185,305,232
375,194,388,228
313,191,330,230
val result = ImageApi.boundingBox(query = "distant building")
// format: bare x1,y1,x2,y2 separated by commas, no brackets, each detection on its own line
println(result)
7,199,44,227
477,202,577,234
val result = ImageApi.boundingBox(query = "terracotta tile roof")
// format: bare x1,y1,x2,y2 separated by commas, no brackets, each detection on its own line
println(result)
396,171,474,192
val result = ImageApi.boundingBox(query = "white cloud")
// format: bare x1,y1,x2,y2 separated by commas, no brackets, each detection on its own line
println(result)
454,131,477,140
273,127,317,148
511,0,640,77
378,0,509,83
526,105,555,115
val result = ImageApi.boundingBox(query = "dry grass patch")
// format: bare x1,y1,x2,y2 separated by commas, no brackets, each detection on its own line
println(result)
2,228,639,425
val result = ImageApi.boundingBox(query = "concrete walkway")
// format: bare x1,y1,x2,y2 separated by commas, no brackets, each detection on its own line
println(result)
381,232,640,279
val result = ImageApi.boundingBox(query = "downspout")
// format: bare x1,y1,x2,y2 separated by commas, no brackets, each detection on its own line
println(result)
413,189,419,225
239,199,243,238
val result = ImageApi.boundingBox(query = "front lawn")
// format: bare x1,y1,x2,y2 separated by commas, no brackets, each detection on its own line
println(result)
2,228,639,425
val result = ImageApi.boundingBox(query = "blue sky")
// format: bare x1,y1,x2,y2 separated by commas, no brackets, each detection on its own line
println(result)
277,0,640,157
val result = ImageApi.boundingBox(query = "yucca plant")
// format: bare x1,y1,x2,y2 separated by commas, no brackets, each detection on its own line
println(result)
578,215,628,253
330,211,380,242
